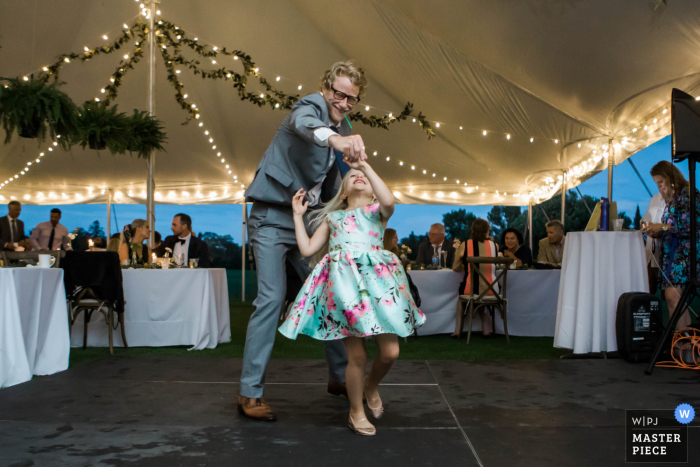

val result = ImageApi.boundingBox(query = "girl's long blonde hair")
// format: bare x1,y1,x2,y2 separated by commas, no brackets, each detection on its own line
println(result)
310,170,364,229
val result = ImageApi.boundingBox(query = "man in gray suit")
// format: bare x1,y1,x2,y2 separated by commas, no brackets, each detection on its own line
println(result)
1,200,28,251
239,61,368,421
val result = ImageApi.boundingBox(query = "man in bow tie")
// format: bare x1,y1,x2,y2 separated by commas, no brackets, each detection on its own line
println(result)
154,213,210,267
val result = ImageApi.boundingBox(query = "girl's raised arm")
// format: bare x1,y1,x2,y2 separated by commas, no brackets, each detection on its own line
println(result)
292,188,331,257
347,159,394,221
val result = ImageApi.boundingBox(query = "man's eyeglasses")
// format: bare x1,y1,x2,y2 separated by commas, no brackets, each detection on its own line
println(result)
330,85,360,106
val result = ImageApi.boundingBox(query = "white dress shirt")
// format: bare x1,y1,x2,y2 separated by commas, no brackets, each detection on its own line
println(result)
173,233,191,265
642,193,666,267
431,243,443,260
306,127,340,206
30,221,69,250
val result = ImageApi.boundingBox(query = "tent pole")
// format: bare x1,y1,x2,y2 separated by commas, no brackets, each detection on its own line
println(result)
627,158,653,197
528,197,533,252
146,1,158,248
561,152,567,228
242,202,247,302
607,138,614,201
106,189,112,240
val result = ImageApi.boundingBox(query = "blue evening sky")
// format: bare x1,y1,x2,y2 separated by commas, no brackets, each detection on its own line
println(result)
15,136,683,243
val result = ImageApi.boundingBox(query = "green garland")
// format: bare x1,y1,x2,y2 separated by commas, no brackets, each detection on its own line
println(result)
38,18,436,139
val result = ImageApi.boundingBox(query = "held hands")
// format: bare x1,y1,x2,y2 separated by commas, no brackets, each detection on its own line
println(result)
329,134,367,163
642,223,665,238
342,156,369,171
292,189,309,217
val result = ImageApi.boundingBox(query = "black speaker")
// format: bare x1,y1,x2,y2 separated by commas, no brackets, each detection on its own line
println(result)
671,88,700,163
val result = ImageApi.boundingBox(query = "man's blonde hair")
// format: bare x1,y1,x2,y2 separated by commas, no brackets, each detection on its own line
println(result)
321,60,368,99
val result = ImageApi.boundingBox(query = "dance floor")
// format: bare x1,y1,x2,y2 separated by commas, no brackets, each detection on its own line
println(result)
1,357,698,466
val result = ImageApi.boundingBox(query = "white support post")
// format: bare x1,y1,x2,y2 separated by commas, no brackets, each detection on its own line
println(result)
106,189,112,240
561,152,567,228
242,202,247,302
528,197,533,252
146,1,158,248
607,138,614,201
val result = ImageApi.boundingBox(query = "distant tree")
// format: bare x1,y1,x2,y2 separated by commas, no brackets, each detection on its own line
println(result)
399,232,427,261
442,208,477,242
199,232,243,269
618,211,633,230
487,206,521,240
87,220,106,245
633,205,642,230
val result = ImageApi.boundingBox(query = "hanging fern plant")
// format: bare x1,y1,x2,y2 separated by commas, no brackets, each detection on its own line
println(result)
126,110,167,158
75,101,130,154
0,75,79,148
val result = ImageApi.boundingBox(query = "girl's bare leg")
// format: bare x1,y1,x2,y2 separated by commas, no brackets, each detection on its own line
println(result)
342,337,373,428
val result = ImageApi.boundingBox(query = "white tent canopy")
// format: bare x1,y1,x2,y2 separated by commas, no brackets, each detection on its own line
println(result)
1,0,699,207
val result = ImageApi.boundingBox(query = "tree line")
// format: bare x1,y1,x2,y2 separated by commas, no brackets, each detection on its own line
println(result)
68,192,638,268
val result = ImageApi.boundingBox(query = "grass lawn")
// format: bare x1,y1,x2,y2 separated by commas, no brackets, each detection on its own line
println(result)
68,301,569,367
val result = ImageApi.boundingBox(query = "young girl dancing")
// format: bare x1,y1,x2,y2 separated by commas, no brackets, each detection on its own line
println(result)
278,159,425,436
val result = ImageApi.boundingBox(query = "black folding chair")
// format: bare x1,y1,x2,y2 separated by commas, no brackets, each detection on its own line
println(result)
61,251,126,355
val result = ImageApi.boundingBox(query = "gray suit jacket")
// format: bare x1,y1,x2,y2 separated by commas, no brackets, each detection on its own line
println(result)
245,93,351,217
0,216,26,250
537,236,566,265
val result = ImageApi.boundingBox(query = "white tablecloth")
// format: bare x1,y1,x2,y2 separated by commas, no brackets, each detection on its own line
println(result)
70,268,231,350
409,269,561,336
1,268,70,388
554,232,649,354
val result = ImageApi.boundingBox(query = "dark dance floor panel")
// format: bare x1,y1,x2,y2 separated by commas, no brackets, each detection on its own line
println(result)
0,357,698,466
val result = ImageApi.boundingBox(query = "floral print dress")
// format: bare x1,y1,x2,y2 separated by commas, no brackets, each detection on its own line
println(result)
659,186,700,290
278,204,425,340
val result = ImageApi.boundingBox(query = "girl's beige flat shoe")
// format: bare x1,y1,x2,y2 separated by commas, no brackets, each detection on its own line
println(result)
364,376,384,420
348,414,376,436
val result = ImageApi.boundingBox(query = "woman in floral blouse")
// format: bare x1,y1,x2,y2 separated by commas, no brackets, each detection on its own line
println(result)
642,161,699,331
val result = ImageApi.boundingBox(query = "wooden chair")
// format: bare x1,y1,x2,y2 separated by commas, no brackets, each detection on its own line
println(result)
61,251,126,356
1,250,65,267
69,287,127,355
458,257,513,343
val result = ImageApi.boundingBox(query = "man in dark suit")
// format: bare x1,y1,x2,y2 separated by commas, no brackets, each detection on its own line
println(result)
154,214,210,267
1,200,28,251
239,61,368,421
416,223,455,267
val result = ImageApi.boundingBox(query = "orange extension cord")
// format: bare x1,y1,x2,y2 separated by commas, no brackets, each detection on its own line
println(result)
655,327,700,369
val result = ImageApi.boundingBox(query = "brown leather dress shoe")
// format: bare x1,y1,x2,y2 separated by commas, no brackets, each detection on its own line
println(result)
237,395,277,421
327,380,349,398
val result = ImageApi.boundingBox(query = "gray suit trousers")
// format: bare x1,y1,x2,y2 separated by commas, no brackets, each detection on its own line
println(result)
239,202,348,398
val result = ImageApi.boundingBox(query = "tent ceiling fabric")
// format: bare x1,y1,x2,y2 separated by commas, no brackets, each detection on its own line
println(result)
1,0,700,206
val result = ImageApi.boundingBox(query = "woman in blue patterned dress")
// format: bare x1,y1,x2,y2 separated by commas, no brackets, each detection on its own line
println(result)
278,159,425,436
642,161,699,331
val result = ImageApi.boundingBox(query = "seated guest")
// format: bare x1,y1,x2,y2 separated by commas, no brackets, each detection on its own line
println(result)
153,231,162,250
537,220,565,266
1,200,29,251
416,223,455,267
118,219,152,263
384,228,421,307
452,219,498,337
31,209,70,251
500,227,532,268
106,235,121,252
154,213,210,267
